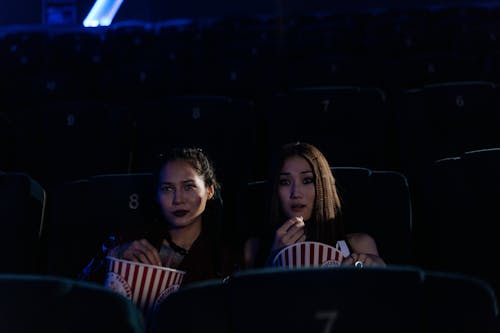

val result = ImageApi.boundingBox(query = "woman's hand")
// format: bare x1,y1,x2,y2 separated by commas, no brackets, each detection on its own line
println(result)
108,238,162,266
342,232,386,267
271,216,306,253
341,252,386,267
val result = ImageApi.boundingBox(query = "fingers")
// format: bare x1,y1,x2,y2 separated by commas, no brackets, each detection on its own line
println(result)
285,229,305,245
283,217,305,241
276,216,304,235
296,234,306,243
272,217,306,251
282,221,305,245
362,255,374,266
341,254,354,266
341,252,360,266
121,239,162,266
139,239,162,265
342,252,386,267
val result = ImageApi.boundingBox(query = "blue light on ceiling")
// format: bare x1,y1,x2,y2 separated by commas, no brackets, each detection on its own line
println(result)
83,0,124,27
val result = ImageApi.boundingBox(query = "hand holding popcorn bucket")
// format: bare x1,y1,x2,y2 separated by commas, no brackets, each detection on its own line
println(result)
104,256,185,327
272,241,343,268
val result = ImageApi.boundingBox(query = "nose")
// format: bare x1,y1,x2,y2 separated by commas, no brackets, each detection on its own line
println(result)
172,190,183,204
290,182,302,199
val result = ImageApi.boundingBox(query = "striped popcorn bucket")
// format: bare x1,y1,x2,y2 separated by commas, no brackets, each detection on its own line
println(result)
272,241,342,268
104,256,185,327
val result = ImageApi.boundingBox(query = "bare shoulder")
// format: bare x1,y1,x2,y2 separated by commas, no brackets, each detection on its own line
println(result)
346,232,379,255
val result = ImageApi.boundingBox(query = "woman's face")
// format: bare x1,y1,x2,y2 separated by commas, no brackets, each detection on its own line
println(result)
278,155,316,221
157,159,214,229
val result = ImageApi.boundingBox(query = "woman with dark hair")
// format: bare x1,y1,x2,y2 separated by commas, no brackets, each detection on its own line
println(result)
80,146,244,285
246,142,386,268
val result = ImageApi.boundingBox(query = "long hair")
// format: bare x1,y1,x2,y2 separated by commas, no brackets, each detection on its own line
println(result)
269,142,345,245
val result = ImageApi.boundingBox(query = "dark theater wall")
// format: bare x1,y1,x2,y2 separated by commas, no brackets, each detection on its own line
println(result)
1,0,42,26
138,0,500,20
2,0,500,27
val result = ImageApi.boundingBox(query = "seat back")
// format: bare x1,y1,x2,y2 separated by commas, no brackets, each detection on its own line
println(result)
0,274,145,333
0,172,46,274
262,86,398,173
151,266,499,333
151,279,229,333
45,173,155,278
420,148,500,301
6,100,132,188
130,96,258,186
333,167,413,265
229,266,422,333
422,271,499,333
396,81,500,184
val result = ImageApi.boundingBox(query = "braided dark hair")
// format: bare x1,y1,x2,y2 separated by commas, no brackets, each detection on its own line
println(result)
155,147,221,198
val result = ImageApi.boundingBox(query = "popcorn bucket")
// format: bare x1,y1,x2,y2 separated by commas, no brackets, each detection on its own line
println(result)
104,256,185,326
272,241,343,268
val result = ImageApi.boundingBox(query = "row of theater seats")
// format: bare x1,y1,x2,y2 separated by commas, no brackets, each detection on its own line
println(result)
0,154,500,332
154,266,500,333
2,82,499,192
4,6,500,99
0,165,412,277
1,265,497,333
2,49,498,101
2,83,498,253
2,165,411,277
6,5,500,62
2,147,500,298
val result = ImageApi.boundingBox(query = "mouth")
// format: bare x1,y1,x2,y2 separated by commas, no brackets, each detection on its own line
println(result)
172,210,189,217
291,204,306,212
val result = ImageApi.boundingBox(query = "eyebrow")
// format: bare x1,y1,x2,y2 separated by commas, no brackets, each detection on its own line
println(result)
159,179,196,185
279,170,313,176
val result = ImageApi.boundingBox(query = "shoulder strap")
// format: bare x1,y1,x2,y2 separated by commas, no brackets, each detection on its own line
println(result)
336,240,350,257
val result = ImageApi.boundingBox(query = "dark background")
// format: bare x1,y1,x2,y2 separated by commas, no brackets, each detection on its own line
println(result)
2,0,499,27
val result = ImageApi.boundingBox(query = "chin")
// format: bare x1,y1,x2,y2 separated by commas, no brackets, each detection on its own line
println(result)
168,218,188,227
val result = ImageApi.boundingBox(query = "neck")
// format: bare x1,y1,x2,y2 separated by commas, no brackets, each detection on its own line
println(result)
169,222,202,250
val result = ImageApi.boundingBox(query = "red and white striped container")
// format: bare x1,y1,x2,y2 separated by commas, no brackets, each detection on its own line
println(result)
104,256,185,325
272,241,342,268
